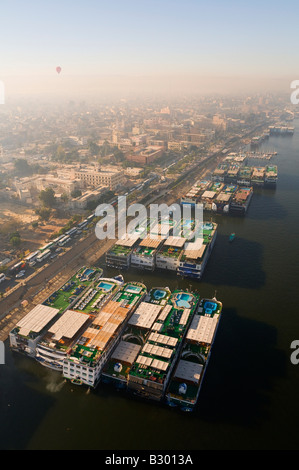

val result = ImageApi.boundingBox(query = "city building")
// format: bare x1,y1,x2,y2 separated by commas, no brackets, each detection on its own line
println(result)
74,167,125,190
126,146,164,165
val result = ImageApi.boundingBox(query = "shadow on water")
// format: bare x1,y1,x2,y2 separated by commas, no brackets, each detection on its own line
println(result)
196,308,287,431
66,308,287,450
276,172,299,192
0,311,288,450
0,344,56,450
246,188,288,221
203,233,266,289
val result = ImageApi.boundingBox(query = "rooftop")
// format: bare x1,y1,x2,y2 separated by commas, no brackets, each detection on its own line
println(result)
67,281,146,365
128,290,200,383
47,310,89,342
43,266,103,314
128,302,163,330
14,304,59,338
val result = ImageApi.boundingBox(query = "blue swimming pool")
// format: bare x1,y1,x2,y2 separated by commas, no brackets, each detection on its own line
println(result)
125,284,142,293
81,268,95,279
153,289,167,300
204,301,218,314
175,293,193,308
98,281,114,292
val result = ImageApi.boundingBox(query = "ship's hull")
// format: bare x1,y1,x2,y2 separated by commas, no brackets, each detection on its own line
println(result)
230,190,253,214
165,299,222,411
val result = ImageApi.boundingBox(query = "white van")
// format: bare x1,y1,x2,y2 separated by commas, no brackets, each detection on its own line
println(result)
0,273,6,284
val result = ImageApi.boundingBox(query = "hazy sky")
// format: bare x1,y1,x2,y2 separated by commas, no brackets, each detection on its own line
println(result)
0,0,298,97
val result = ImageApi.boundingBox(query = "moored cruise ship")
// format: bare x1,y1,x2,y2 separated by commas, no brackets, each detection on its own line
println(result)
250,135,264,147
180,180,210,207
165,296,222,411
105,217,150,270
105,235,140,269
126,289,200,401
35,272,120,371
230,186,253,214
264,164,278,185
251,167,266,186
62,280,146,387
269,125,294,135
198,182,224,211
237,166,253,186
177,222,217,280
211,184,237,213
101,286,171,388
211,163,229,182
9,266,103,360
130,235,165,271
225,163,241,183
9,304,61,357
155,236,186,272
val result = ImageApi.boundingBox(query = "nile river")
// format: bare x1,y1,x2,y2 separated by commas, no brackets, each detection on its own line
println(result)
1,120,299,450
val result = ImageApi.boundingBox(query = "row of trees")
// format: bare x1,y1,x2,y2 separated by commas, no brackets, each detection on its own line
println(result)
49,214,83,240
13,158,49,177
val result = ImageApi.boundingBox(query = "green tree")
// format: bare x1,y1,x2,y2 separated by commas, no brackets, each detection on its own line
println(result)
88,141,101,156
100,140,111,157
55,145,66,161
35,207,51,221
61,193,69,203
39,188,56,208
10,236,21,247
70,189,82,199
112,147,125,161
14,158,32,176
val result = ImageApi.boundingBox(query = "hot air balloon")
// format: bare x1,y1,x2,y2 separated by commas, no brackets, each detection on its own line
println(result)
56,66,62,74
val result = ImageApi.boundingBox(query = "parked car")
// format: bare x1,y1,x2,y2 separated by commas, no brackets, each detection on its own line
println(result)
16,270,26,278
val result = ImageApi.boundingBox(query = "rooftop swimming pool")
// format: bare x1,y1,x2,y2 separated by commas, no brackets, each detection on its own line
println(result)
125,284,143,294
175,293,193,308
153,289,167,300
203,300,218,315
98,281,114,292
80,268,95,280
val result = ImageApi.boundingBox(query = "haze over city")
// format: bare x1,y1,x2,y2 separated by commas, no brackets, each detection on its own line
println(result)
1,0,298,99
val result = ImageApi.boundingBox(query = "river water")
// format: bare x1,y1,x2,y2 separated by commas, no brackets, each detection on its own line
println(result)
1,120,299,450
